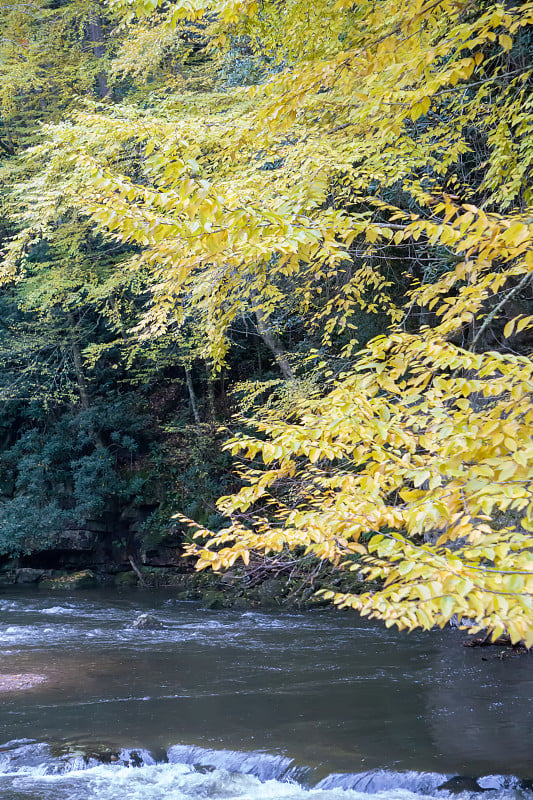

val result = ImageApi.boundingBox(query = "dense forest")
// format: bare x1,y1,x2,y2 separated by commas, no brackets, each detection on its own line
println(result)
0,0,533,644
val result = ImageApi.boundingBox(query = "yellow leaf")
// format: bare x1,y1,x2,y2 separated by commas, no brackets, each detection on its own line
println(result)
517,315,533,333
499,33,513,51
503,318,517,338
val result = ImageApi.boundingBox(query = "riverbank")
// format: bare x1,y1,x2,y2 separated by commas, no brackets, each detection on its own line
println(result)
0,561,374,611
2,567,531,656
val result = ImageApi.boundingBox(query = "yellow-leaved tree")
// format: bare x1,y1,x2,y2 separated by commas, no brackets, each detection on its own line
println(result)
41,0,533,643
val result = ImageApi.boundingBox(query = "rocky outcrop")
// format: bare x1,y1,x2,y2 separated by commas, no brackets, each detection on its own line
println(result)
51,530,99,551
15,568,47,584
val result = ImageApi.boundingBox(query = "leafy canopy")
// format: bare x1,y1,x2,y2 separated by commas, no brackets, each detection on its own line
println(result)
36,0,533,643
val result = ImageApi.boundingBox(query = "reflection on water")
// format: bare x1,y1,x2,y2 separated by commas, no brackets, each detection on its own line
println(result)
0,587,531,798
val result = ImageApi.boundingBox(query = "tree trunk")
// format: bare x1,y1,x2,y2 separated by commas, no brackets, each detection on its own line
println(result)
87,15,108,98
205,361,216,422
185,366,201,424
67,310,104,448
254,309,295,380
67,311,90,411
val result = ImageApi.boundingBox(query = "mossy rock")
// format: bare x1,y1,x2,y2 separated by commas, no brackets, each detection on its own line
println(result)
201,589,226,609
140,569,167,588
257,578,285,606
163,573,189,589
285,585,318,609
39,570,97,590
231,596,252,609
114,571,139,588
140,570,190,590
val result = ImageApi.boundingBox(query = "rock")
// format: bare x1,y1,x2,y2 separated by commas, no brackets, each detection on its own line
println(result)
201,590,226,609
51,530,98,551
231,597,251,609
257,578,284,606
438,776,488,794
287,585,316,609
39,570,97,590
164,574,189,589
93,572,115,586
115,571,138,588
139,569,161,588
142,547,182,567
15,568,46,584
131,613,165,630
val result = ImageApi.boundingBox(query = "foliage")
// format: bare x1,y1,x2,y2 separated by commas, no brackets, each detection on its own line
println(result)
1,0,533,645
77,0,533,644
185,327,533,645
0,398,149,555
0,0,113,141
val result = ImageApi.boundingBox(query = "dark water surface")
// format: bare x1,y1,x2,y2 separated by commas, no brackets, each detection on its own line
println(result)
0,588,531,799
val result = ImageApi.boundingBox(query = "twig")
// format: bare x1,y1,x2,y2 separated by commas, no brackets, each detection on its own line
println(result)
469,270,533,351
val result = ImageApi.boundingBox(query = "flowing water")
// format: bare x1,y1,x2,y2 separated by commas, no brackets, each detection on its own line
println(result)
0,588,531,800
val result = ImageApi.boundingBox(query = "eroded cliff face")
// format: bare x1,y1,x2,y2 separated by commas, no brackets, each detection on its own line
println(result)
0,503,187,590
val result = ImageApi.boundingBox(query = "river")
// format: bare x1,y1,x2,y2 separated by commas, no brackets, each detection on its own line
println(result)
0,588,531,799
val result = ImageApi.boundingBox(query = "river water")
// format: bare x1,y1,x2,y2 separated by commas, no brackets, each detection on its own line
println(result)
0,588,531,800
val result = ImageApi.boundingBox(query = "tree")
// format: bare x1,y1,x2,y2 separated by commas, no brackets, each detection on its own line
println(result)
21,0,533,642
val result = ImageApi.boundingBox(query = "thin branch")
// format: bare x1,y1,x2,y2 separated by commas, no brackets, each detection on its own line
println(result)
469,270,533,351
